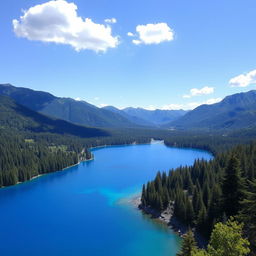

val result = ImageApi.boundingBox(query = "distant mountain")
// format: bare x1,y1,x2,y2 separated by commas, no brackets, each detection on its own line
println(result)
166,90,256,130
122,107,187,126
0,95,109,138
0,84,139,128
103,106,155,127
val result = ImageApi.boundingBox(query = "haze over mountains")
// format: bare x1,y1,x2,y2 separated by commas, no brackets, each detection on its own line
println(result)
1,83,256,131
103,106,187,127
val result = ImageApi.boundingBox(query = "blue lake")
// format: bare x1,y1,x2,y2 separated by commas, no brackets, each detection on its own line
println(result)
0,143,212,256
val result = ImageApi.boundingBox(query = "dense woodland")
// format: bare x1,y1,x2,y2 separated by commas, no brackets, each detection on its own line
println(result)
141,142,256,254
0,127,158,187
1,122,256,188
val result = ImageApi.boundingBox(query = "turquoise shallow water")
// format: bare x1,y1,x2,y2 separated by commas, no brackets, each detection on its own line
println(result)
0,143,212,256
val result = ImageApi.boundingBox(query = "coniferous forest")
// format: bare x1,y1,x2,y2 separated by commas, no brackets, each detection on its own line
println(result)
141,142,256,255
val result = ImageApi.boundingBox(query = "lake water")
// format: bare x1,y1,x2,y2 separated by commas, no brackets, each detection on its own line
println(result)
0,143,212,256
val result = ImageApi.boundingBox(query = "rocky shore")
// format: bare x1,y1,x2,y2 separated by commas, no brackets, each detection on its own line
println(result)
131,195,207,247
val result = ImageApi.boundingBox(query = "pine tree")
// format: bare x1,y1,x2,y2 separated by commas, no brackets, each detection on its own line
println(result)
185,197,194,224
239,179,256,253
177,229,198,256
196,202,207,234
207,184,222,228
221,155,244,217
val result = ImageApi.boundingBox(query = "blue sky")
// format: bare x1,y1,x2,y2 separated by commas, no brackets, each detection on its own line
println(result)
1,0,256,109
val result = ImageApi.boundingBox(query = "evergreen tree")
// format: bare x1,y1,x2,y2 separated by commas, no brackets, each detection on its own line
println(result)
177,229,198,256
221,155,244,217
196,202,207,235
207,184,222,229
239,179,256,253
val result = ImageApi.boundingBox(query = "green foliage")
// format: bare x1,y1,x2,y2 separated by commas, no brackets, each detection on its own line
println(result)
207,219,250,256
177,230,198,256
192,250,209,256
0,132,79,186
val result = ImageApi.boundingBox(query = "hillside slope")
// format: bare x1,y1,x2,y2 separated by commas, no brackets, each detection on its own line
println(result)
0,84,139,128
167,90,256,130
0,95,109,138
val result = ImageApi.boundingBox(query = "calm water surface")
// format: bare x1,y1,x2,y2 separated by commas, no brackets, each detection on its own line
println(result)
0,143,212,256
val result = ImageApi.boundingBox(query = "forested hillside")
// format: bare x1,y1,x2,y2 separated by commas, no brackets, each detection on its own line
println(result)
0,95,109,138
141,142,256,254
0,84,140,128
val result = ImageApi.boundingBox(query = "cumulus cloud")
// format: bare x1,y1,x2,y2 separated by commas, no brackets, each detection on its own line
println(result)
104,18,117,24
130,23,174,45
13,0,119,52
183,86,214,98
229,69,256,87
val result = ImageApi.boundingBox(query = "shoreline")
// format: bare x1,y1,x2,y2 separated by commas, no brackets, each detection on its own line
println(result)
1,139,152,189
1,152,94,189
27,154,95,183
130,194,207,247
1,140,212,194
130,195,184,237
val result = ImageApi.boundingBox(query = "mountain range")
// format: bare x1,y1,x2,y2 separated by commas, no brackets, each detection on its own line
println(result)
0,95,108,138
166,90,256,131
1,83,256,132
103,106,187,127
0,84,186,128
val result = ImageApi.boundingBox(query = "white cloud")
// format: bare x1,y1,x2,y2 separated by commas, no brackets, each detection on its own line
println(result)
132,39,141,45
13,0,119,52
183,86,214,98
75,97,82,101
229,69,256,87
127,32,134,37
104,18,117,24
131,23,174,45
